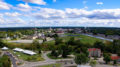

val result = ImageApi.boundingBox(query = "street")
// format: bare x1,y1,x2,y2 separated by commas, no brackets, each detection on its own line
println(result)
4,52,17,67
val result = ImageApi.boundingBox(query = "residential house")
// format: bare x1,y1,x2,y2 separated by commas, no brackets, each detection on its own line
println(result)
88,48,101,57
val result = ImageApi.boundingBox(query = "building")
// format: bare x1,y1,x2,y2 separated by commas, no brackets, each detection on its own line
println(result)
88,48,101,57
111,54,120,62
13,48,36,55
56,30,64,35
2,47,8,50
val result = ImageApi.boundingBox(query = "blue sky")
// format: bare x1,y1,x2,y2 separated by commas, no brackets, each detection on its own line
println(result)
0,0,120,27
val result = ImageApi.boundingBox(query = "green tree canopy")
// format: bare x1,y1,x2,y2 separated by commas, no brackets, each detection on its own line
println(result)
74,53,89,65
103,53,111,64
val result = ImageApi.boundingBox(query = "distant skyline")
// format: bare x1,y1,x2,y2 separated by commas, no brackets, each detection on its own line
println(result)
0,0,120,27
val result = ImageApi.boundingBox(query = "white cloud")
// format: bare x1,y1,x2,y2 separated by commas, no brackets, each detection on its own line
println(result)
96,2,103,5
4,12,21,17
20,0,46,5
17,3,31,9
0,1,12,10
1,6,120,27
16,3,32,11
32,8,66,19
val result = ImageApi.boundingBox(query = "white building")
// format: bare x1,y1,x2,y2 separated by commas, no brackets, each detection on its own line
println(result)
23,50,36,55
2,47,8,50
13,48,24,52
13,48,36,55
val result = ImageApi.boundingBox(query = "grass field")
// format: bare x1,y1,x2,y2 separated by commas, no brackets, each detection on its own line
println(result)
39,63,61,67
64,33,102,45
43,33,102,46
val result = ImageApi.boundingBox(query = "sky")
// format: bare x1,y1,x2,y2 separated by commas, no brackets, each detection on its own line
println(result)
0,0,120,27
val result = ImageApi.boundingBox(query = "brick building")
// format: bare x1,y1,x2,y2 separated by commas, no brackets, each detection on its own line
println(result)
88,48,101,57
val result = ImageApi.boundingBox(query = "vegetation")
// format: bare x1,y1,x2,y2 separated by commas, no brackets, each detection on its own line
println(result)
103,53,111,64
11,51,44,61
65,33,102,45
90,27,120,36
1,28,120,65
74,53,89,65
90,60,97,67
0,55,11,67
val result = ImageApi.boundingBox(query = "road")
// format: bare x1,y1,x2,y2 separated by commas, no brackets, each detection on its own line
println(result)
18,52,56,67
4,52,17,67
18,52,73,67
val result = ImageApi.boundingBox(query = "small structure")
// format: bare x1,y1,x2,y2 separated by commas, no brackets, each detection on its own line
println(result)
23,50,36,55
88,48,101,57
13,48,24,52
2,47,8,50
13,48,36,55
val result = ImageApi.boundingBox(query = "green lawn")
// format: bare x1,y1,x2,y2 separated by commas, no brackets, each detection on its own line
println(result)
9,50,44,62
43,40,55,45
43,33,102,46
47,53,72,60
39,63,61,67
64,33,103,45
77,34,102,45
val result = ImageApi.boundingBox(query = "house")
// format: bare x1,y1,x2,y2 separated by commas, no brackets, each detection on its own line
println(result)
111,54,120,62
88,48,101,57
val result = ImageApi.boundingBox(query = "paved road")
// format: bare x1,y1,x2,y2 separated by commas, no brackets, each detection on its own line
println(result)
4,52,17,67
18,52,56,67
18,52,73,67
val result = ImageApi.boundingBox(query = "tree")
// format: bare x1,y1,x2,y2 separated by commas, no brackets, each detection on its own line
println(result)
58,44,70,58
93,41,105,51
68,37,75,46
31,40,41,53
55,37,63,45
112,40,120,54
74,53,89,65
90,60,97,67
52,34,58,38
38,48,41,54
113,60,117,65
103,53,111,64
0,55,11,67
0,39,5,48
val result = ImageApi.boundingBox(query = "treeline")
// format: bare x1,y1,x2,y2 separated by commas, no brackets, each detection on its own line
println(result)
0,30,35,38
89,27,120,36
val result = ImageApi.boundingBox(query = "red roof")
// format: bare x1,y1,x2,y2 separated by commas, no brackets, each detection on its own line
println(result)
111,56,120,60
88,48,101,52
